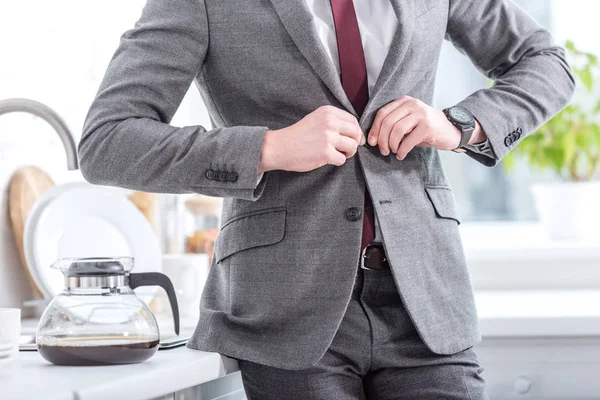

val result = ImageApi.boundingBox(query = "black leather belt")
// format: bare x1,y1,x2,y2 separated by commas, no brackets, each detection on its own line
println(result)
359,243,389,270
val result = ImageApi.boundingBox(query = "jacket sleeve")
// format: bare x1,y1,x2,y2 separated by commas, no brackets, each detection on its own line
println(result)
78,0,269,200
445,0,576,167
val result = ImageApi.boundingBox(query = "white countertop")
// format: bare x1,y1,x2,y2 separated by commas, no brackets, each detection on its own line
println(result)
1,318,239,400
3,288,600,400
461,222,600,261
475,289,600,338
2,346,239,400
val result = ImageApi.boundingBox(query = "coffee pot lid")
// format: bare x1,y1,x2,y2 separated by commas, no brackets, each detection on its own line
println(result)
52,257,134,277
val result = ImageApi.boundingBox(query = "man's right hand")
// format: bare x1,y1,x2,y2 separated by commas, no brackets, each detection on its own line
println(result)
258,105,365,174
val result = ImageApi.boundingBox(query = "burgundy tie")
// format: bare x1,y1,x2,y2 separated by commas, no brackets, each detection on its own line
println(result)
329,0,375,252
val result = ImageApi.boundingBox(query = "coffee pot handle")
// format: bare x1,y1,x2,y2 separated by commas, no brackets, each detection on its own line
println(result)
130,272,180,335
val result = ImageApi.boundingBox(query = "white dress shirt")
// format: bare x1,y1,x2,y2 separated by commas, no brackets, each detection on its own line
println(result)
305,0,398,96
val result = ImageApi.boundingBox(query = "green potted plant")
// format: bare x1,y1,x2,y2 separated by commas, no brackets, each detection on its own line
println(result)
503,41,600,239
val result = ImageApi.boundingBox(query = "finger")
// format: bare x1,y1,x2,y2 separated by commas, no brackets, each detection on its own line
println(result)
337,120,364,145
396,125,427,160
334,135,359,158
368,96,413,146
322,105,359,124
371,96,413,138
378,105,415,156
389,114,419,154
327,146,348,166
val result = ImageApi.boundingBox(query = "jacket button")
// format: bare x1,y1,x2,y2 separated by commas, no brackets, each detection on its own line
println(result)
218,171,228,181
515,127,522,139
345,207,362,221
228,172,238,182
504,136,513,147
205,169,214,180
212,170,222,181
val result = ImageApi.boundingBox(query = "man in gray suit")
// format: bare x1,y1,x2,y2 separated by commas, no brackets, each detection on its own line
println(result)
79,0,574,398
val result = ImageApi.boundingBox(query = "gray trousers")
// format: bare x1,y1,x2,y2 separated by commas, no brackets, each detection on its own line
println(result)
237,266,488,399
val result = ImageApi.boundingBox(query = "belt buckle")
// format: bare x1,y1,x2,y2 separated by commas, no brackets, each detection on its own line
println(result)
360,243,383,270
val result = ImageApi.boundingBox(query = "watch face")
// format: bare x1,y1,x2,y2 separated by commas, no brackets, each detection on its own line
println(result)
449,107,473,125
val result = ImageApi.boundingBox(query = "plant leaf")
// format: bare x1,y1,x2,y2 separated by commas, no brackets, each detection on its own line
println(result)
564,132,576,168
575,130,590,149
577,66,594,92
564,106,574,114
502,152,516,171
543,147,565,176
506,39,600,180
592,124,600,149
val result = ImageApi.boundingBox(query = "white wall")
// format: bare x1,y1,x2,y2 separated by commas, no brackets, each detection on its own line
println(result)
552,0,600,55
0,0,209,311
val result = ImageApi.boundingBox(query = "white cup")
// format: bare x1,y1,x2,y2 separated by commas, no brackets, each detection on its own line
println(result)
0,308,21,364
162,254,210,323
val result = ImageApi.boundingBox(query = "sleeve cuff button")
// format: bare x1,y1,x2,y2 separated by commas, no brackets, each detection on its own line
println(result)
228,172,238,182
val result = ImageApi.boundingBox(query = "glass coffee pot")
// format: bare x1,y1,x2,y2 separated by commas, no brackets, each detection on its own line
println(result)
36,257,179,366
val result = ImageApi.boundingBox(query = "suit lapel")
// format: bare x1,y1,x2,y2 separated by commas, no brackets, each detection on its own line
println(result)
269,0,415,122
269,0,357,116
361,0,415,122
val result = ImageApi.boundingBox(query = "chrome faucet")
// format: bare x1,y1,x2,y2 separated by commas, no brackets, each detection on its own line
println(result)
0,98,79,170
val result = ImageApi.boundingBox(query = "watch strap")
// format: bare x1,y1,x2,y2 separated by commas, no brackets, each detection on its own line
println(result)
458,125,475,148
443,107,475,151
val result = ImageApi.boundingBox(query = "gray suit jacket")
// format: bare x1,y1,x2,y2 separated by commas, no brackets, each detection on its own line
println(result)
79,0,574,370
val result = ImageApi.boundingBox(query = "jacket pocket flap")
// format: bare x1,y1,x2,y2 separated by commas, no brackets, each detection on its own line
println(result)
425,186,461,224
214,207,286,264
414,0,441,18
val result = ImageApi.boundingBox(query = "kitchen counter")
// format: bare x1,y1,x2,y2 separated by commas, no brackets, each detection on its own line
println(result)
473,289,600,399
2,317,243,400
4,289,600,400
2,346,240,400
475,289,600,338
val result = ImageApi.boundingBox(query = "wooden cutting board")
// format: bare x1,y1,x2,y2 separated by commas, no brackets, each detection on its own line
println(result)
128,191,158,231
8,166,55,297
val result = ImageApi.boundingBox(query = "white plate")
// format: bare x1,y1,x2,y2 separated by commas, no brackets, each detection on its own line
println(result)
23,182,94,295
0,343,14,352
24,186,161,301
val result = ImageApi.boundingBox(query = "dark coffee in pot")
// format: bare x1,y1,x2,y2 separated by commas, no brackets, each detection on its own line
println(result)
38,336,159,366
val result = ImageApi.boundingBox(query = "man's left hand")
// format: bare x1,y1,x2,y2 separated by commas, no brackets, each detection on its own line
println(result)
366,96,484,159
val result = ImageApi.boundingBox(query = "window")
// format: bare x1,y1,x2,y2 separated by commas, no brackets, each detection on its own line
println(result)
436,0,600,222
434,0,551,221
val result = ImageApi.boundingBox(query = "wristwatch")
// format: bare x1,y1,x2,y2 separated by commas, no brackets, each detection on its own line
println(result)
443,106,475,153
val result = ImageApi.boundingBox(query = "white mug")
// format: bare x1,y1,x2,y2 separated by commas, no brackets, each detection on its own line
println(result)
0,308,21,362
162,254,210,322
